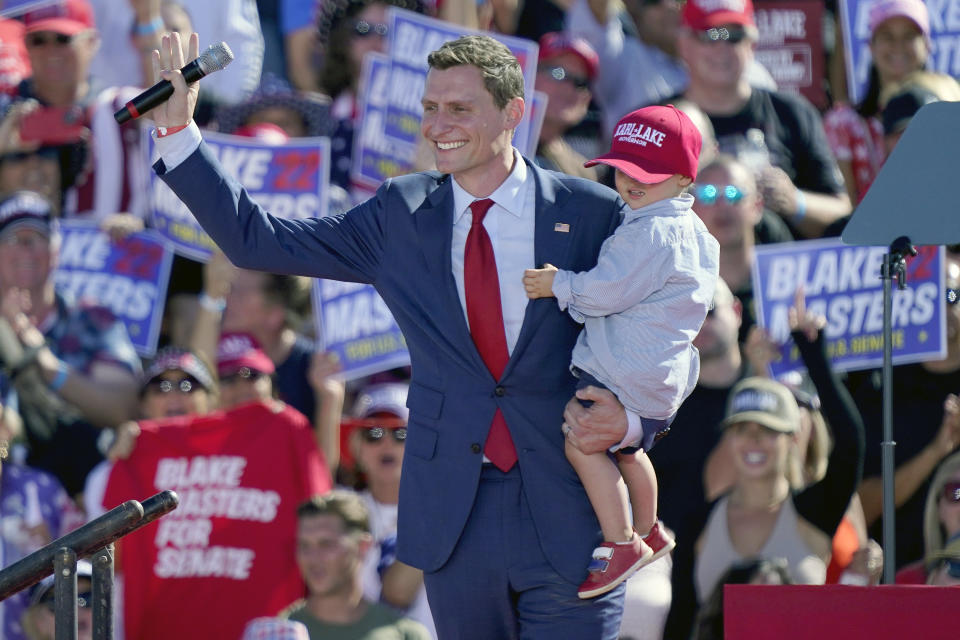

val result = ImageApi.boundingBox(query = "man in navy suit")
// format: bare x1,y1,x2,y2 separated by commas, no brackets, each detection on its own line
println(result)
151,31,645,639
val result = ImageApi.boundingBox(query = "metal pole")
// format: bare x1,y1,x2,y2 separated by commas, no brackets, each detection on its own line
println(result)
881,253,896,584
53,547,77,640
0,491,178,602
880,237,915,584
91,545,114,640
0,500,143,601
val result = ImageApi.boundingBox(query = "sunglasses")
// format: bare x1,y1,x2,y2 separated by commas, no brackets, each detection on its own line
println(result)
0,232,49,249
145,375,201,395
693,183,747,205
540,66,591,90
0,147,61,164
26,32,75,48
943,482,960,503
42,591,92,611
353,20,388,38
696,26,750,44
361,426,407,443
220,366,268,385
947,288,959,306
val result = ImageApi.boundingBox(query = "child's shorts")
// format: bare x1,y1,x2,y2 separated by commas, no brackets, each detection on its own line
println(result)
572,367,675,453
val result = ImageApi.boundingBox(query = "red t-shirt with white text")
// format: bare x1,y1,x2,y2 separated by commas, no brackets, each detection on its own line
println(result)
103,401,332,640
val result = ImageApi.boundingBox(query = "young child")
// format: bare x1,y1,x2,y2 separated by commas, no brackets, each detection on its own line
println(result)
524,105,719,598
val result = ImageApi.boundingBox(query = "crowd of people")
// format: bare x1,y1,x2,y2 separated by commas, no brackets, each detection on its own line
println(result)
0,0,958,639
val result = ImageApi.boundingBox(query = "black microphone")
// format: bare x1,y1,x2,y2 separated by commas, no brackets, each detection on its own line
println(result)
114,42,234,124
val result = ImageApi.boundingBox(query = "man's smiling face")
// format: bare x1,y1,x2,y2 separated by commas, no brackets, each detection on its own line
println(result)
420,64,522,193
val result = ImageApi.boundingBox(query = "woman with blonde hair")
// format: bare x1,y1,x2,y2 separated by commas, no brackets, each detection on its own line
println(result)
665,292,866,639
896,449,960,583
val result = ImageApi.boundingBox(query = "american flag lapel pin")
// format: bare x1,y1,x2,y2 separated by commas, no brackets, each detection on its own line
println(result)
554,222,570,233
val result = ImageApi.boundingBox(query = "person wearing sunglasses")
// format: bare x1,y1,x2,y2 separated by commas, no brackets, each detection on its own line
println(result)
533,33,600,182
315,0,424,190
344,383,437,638
823,0,931,207
81,347,217,520
564,0,776,141
216,331,277,410
896,450,960,583
20,560,94,640
2,0,154,222
690,154,769,344
676,0,852,240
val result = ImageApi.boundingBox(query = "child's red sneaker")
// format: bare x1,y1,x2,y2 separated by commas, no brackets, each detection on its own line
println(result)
644,520,676,563
577,535,653,599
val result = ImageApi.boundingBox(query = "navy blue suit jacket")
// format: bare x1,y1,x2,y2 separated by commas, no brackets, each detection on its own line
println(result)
157,144,627,583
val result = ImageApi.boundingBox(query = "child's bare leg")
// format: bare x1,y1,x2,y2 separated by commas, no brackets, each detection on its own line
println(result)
616,449,657,537
565,439,633,542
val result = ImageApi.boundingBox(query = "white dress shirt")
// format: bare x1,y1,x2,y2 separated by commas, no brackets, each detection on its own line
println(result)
449,149,535,353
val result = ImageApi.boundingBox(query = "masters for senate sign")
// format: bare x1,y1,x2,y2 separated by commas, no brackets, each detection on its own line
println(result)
148,131,331,261
53,221,173,357
752,239,945,377
311,278,410,380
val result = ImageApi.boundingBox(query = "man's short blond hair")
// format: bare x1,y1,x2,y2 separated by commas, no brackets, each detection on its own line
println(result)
427,35,524,109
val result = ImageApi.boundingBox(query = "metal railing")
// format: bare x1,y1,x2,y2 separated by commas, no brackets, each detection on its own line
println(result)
0,490,179,640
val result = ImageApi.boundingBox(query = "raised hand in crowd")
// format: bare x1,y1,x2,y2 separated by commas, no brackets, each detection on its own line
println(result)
188,248,235,371
99,212,145,243
0,286,138,429
128,0,164,89
105,420,141,462
742,325,778,378
932,394,960,461
307,350,345,471
0,100,43,155
859,392,960,527
788,286,826,342
841,538,883,586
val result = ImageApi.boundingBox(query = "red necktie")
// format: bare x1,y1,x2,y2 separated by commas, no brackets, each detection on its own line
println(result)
464,198,517,472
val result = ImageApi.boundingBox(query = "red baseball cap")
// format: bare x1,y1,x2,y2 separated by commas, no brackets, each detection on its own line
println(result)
538,32,599,81
216,332,275,377
682,0,755,31
585,105,702,183
231,122,290,144
23,0,95,36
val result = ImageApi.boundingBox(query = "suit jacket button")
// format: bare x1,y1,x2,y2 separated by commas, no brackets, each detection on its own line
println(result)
471,443,482,454
494,386,506,397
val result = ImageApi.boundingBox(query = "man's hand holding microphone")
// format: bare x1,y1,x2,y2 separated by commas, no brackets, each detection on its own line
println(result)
114,32,233,130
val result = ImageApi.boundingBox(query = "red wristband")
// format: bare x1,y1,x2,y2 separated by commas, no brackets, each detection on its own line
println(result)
155,123,189,138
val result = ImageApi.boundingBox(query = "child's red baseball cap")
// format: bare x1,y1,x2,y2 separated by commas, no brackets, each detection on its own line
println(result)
585,104,702,183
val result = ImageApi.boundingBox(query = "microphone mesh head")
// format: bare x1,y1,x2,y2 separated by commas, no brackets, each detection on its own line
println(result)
197,42,235,75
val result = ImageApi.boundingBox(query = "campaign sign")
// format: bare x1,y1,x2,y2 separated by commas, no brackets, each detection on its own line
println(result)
0,0,58,17
755,1,826,109
148,131,331,261
54,221,174,357
353,53,420,189
528,90,548,155
840,0,960,105
311,279,410,381
752,239,945,377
